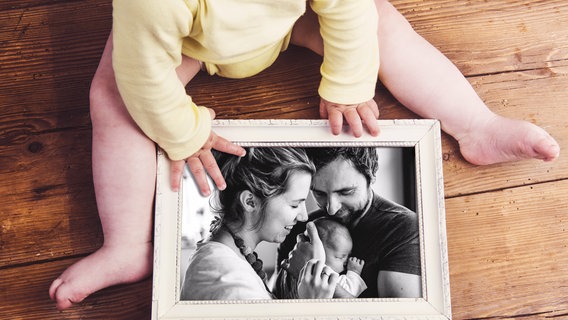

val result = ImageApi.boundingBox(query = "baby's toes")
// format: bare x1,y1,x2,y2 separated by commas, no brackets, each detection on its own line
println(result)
51,281,88,310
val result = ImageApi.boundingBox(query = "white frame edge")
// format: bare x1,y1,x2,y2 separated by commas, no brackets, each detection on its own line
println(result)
152,119,451,320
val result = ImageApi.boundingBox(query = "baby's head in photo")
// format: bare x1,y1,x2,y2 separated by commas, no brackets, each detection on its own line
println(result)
313,217,353,274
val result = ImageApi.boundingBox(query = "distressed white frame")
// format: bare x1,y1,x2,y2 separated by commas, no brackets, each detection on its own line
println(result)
152,119,451,320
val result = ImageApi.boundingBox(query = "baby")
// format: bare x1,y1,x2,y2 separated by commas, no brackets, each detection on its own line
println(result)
49,0,560,310
313,217,367,297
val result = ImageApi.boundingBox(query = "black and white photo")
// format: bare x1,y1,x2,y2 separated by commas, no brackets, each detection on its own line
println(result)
179,146,421,301
151,119,451,320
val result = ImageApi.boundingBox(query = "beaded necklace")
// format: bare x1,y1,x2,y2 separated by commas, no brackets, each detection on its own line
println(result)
224,226,267,282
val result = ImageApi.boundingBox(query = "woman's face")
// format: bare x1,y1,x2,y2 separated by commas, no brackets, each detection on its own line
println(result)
257,171,312,244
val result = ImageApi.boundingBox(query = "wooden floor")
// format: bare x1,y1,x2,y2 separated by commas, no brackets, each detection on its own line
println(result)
1,1,567,319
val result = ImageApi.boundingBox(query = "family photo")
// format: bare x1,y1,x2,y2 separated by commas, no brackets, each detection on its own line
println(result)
179,146,422,301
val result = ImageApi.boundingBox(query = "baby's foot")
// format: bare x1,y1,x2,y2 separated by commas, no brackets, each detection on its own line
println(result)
457,115,560,165
49,242,152,310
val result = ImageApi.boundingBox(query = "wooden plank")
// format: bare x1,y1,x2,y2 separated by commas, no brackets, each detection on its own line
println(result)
0,1,111,76
0,128,93,195
446,179,568,319
0,0,82,12
393,0,568,76
179,47,322,119
0,183,102,268
0,126,102,267
0,257,152,320
0,1,110,117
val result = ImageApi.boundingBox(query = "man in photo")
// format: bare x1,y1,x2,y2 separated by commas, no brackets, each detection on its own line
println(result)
276,147,421,298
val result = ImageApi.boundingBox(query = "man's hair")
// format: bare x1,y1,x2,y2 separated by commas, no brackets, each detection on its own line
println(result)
305,147,379,186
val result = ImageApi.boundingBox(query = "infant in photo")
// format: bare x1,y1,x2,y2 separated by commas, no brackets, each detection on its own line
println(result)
313,217,367,297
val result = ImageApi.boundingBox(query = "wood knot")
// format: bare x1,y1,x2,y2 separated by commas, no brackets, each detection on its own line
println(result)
28,141,43,153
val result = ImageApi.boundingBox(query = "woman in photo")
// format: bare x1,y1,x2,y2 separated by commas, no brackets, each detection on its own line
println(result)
181,147,336,300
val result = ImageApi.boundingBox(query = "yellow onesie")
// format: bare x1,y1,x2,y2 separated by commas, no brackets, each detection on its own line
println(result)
112,0,379,160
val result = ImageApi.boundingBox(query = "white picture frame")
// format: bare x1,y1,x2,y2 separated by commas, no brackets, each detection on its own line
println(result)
152,119,451,320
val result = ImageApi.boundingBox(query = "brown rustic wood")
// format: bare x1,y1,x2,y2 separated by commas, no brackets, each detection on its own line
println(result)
0,258,152,320
1,0,567,319
395,0,568,76
446,180,568,319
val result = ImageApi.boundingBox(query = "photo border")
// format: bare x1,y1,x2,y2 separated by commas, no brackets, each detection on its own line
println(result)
152,119,451,320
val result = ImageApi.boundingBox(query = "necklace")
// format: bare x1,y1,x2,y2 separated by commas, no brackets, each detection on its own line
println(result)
224,227,267,281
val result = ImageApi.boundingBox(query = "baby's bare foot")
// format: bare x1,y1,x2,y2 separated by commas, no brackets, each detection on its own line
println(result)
457,115,560,165
49,243,152,310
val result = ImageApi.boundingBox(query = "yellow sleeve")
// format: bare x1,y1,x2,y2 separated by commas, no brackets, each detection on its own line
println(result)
310,0,380,105
112,0,210,161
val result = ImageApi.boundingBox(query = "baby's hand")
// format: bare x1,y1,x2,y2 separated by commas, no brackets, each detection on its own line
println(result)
347,257,365,275
282,222,325,278
170,109,246,196
319,98,380,137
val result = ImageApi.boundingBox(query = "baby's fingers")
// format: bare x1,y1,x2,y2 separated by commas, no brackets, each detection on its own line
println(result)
328,109,344,136
343,108,364,137
212,134,246,157
305,221,326,262
319,100,329,119
170,160,186,192
199,150,226,192
186,156,213,196
357,103,380,136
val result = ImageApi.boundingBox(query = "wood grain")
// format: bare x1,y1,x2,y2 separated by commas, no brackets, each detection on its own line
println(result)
0,257,152,320
393,0,568,75
446,180,568,319
1,0,567,319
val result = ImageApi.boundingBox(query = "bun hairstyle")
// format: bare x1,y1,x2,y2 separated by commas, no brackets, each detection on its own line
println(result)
211,147,315,232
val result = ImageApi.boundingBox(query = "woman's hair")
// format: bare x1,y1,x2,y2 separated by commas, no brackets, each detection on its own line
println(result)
212,147,315,232
305,147,378,186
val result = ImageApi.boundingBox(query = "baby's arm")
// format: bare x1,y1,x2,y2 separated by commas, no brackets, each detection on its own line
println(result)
310,0,380,137
347,257,365,275
112,1,244,195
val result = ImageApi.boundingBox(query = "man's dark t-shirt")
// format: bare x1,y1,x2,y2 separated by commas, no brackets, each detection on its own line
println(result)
277,193,420,298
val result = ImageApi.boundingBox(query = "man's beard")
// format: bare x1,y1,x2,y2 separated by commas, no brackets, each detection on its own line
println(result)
332,206,366,227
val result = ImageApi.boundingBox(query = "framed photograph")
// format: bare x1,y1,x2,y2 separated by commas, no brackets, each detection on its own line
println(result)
152,119,451,319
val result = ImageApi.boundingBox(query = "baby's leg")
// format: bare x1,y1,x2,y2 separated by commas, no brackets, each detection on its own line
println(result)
292,1,559,165
373,0,559,164
49,34,202,310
